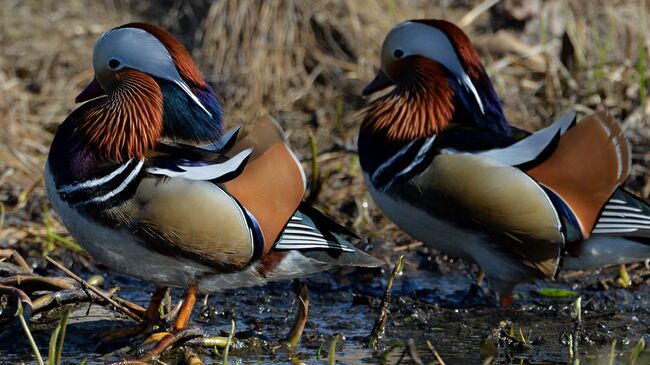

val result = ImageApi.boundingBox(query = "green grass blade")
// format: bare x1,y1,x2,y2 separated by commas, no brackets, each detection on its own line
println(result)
47,323,61,365
328,334,340,365
608,339,617,365
630,337,645,365
17,301,44,365
55,310,70,365
223,317,235,365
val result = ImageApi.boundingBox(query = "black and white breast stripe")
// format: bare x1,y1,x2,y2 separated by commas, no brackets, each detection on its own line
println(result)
371,136,437,191
274,215,354,252
593,196,650,234
57,159,144,207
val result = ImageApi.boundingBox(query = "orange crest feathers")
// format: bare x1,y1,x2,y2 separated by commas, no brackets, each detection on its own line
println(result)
412,19,484,80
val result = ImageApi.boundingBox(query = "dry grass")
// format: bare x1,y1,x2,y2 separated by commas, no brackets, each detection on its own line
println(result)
195,0,466,150
0,0,649,254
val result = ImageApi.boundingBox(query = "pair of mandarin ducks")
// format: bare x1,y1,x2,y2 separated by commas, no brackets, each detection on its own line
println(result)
46,19,650,351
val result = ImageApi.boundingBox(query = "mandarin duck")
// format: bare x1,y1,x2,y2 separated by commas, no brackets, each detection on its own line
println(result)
359,19,650,307
45,23,381,355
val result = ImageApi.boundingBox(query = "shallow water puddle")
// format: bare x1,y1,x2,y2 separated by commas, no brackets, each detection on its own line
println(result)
2,265,650,364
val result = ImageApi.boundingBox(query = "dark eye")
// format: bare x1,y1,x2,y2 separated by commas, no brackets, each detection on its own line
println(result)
108,58,121,70
393,49,404,58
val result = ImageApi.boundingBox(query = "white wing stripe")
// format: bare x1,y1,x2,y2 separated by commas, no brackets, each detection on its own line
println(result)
275,243,354,252
147,149,252,181
449,112,576,167
280,236,329,244
286,222,315,230
604,204,643,213
282,229,324,237
601,211,650,220
592,228,638,234
594,224,650,229
597,218,650,225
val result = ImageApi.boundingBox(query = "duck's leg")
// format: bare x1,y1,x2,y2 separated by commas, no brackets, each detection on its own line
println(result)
476,271,485,286
135,284,200,360
174,284,198,330
143,286,167,323
494,280,516,309
498,292,513,309
100,286,167,343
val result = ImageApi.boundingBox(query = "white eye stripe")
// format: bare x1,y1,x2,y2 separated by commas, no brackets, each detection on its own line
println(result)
174,79,212,117
459,74,484,113
94,28,211,117
383,21,484,113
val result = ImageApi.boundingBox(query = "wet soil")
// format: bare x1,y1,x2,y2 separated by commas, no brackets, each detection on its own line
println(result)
2,253,650,365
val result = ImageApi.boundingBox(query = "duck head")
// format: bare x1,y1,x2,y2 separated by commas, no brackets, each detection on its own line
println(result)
75,23,223,161
362,20,510,143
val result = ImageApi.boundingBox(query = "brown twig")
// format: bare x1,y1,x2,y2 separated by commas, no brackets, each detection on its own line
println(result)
134,327,204,363
44,256,142,323
162,298,183,322
0,249,31,272
369,255,405,350
407,338,424,365
0,275,75,292
113,296,146,317
426,340,447,365
30,287,141,317
285,279,309,349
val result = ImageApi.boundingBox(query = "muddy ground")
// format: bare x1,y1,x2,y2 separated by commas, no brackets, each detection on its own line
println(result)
3,262,650,364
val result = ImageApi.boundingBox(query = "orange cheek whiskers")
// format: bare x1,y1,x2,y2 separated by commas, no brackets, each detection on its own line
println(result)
76,70,164,161
362,59,455,144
